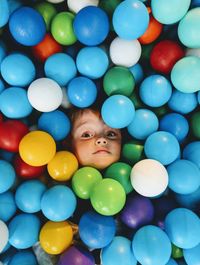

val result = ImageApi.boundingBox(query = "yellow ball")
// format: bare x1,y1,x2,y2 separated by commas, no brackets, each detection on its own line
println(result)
19,130,56,166
47,151,78,181
39,220,73,255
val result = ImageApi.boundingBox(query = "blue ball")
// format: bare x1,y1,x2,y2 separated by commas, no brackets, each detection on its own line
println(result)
0,191,17,222
15,180,46,213
183,141,200,168
144,131,180,165
67,76,97,108
44,53,77,86
139,75,172,107
8,0,23,15
159,113,189,142
198,91,200,104
101,95,135,129
76,47,109,79
1,53,35,86
79,211,116,249
175,186,200,210
8,250,37,265
0,79,5,93
129,63,144,85
38,110,71,141
73,6,109,46
9,213,40,249
0,87,33,118
132,225,171,265
166,259,178,265
41,185,77,222
164,208,200,249
168,89,198,114
0,0,9,27
113,0,149,39
183,242,200,265
102,236,137,265
128,108,159,140
0,41,6,65
0,160,16,194
9,7,46,46
191,0,200,7
167,159,200,195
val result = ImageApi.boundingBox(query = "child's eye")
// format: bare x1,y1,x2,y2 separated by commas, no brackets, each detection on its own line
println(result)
81,131,94,139
106,131,117,139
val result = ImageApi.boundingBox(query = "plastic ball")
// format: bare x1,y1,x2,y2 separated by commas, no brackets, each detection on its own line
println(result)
15,180,46,213
9,213,40,249
41,185,77,221
112,0,149,40
151,0,190,24
72,167,102,199
47,151,78,181
35,2,57,31
130,159,168,197
27,78,63,112
175,186,200,210
191,111,200,138
67,76,97,108
9,7,46,46
38,110,71,141
198,91,200,104
122,140,144,165
39,221,73,255
166,259,178,265
183,141,200,168
90,178,126,216
0,220,9,253
76,47,109,79
103,66,135,97
0,41,6,65
51,12,77,45
79,211,116,249
144,131,180,165
0,191,17,222
73,6,109,46
171,56,200,93
0,87,33,118
101,236,137,265
67,0,99,13
132,225,171,265
101,95,135,129
19,130,56,167
129,63,144,85
183,243,200,265
139,75,172,107
0,160,16,194
0,0,9,27
109,37,142,67
164,208,200,249
8,250,37,265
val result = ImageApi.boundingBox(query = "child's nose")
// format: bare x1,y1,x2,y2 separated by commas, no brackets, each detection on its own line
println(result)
95,137,108,146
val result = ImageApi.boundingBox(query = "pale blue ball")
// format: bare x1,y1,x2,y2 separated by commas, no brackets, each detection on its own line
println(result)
0,160,16,194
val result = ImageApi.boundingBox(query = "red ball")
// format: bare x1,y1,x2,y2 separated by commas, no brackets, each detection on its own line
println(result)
0,120,29,152
150,40,185,74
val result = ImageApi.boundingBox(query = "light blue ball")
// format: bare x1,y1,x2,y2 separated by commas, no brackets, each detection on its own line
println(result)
0,160,16,194
0,87,33,118
164,208,200,249
175,186,200,210
76,47,109,79
0,0,9,27
127,109,159,140
0,191,17,222
8,0,23,15
67,76,97,108
102,236,137,265
41,185,77,222
0,53,35,87
139,75,172,107
168,89,198,114
9,213,40,249
178,8,200,48
38,110,71,141
183,141,200,168
0,41,6,65
15,180,46,213
0,79,5,93
171,56,200,93
167,159,200,195
44,53,77,86
101,95,135,129
144,131,180,165
113,0,149,40
8,250,37,265
129,63,144,85
183,242,200,265
151,0,190,24
132,225,171,265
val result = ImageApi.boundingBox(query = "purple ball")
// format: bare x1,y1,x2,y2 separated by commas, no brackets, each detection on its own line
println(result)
58,246,95,265
120,195,154,229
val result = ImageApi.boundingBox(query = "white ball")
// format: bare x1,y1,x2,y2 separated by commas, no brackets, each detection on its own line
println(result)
67,0,99,13
0,220,9,253
46,0,65,3
109,37,142,67
28,78,63,112
186,48,200,58
131,159,169,197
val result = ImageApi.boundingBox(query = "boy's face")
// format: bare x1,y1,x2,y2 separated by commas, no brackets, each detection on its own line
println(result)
71,110,122,170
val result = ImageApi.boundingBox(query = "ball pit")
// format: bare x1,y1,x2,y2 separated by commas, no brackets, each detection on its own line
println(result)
1,1,200,264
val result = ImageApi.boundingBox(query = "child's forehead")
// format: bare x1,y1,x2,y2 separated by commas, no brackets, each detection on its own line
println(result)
73,109,102,127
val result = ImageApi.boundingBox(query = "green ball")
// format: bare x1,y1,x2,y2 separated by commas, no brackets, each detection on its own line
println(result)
122,140,144,165
153,105,169,118
104,162,133,194
172,244,183,259
99,0,122,18
35,2,57,31
51,12,77,45
90,178,126,216
103,66,135,97
129,89,144,109
72,167,102,199
191,111,200,138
